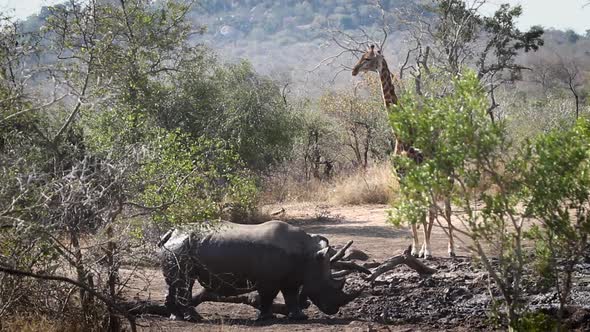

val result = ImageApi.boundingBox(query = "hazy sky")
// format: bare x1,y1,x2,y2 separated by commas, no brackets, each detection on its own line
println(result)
481,0,589,33
0,0,63,19
0,0,588,33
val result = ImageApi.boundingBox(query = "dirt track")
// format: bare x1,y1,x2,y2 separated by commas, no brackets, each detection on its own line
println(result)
129,203,590,331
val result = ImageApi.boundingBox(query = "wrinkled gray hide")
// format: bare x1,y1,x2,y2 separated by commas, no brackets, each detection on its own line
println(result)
159,220,358,321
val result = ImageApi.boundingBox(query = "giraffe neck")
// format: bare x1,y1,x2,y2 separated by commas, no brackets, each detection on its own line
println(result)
378,57,406,156
378,59,398,108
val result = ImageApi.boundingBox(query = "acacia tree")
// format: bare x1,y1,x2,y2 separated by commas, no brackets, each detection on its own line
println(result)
548,54,587,120
395,0,544,121
162,60,298,172
42,0,202,143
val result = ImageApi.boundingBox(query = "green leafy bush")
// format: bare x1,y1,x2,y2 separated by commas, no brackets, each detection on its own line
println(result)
136,130,257,225
388,70,505,227
388,70,526,328
522,119,590,324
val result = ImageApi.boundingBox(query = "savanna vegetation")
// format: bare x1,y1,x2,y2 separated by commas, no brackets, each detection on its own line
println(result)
0,0,589,331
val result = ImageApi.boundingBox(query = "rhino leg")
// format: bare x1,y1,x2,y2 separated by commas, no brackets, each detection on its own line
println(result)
282,287,308,321
256,287,279,321
165,276,202,322
180,279,202,321
165,281,182,318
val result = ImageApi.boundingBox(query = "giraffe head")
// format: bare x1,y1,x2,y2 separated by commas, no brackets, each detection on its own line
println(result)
352,45,383,76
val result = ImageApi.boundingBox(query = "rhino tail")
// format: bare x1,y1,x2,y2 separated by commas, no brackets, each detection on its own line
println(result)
157,229,175,247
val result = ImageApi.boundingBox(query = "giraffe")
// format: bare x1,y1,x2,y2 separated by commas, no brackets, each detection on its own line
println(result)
351,45,455,258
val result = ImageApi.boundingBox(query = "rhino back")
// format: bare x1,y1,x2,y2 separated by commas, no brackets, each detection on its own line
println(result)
210,220,313,254
194,221,315,285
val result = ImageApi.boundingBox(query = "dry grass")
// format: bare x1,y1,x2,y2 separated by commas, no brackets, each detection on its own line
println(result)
1,316,86,332
259,173,327,203
261,163,398,205
327,164,398,205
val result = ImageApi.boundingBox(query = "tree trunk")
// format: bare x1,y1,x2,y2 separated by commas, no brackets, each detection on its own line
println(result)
569,79,580,120
106,224,120,331
574,93,580,120
363,127,371,169
69,225,92,322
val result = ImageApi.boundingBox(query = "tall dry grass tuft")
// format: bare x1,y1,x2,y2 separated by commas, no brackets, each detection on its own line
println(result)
328,163,398,205
261,162,398,205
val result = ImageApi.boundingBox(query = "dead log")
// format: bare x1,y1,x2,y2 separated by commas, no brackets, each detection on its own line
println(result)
331,270,354,278
362,261,381,269
330,240,353,262
191,291,291,316
365,245,436,282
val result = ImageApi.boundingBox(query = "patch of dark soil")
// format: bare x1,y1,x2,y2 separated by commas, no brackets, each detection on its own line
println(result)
340,257,493,330
338,257,590,330
535,306,590,331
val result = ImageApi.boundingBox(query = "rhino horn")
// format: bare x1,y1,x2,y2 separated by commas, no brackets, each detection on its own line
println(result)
315,246,331,260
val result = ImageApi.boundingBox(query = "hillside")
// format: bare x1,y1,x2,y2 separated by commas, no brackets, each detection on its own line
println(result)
187,0,423,91
189,0,415,42
20,0,424,93
19,0,590,95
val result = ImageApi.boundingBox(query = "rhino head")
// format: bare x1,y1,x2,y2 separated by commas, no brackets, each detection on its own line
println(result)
302,246,361,315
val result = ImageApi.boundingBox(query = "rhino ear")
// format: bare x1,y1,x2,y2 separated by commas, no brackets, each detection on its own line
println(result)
310,234,329,248
315,247,331,261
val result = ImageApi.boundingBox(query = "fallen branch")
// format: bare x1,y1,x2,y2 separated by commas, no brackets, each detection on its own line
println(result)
365,245,437,282
362,261,381,269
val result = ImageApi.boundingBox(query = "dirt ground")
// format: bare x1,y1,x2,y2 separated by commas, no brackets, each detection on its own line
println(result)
128,203,590,331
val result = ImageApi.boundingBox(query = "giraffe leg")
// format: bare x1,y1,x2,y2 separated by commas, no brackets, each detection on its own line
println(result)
422,208,435,260
418,213,428,258
445,198,456,257
411,223,420,257
419,242,426,259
